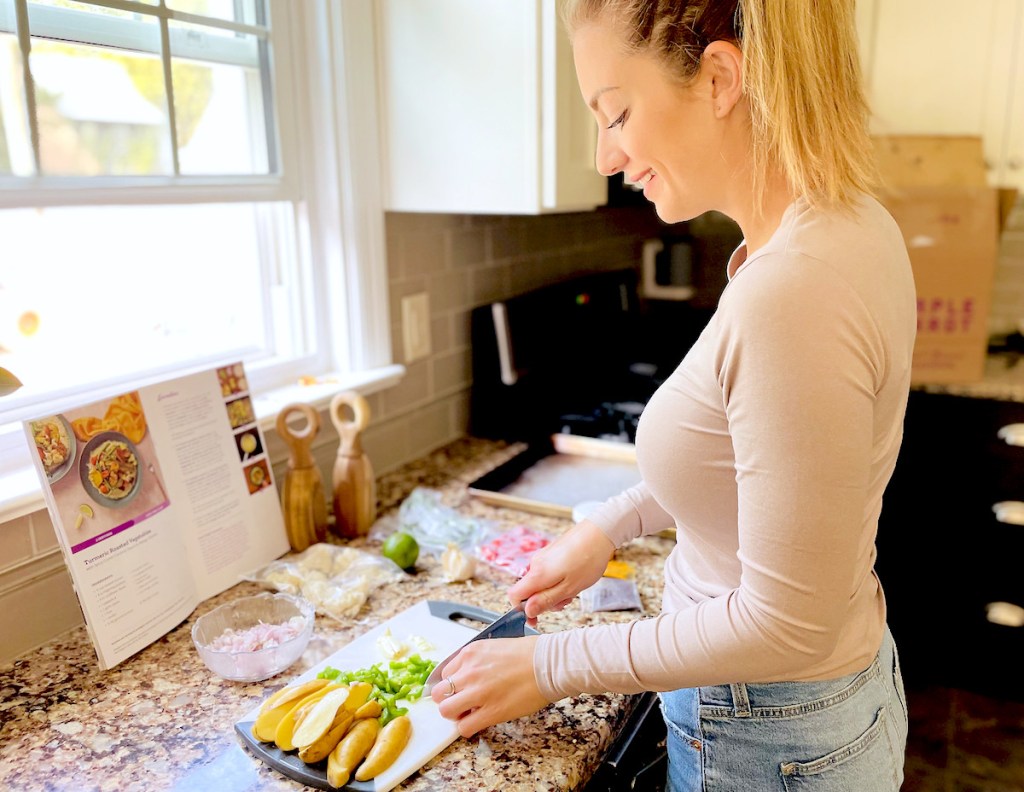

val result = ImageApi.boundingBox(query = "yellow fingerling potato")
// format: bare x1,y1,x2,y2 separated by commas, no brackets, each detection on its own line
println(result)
292,687,352,749
288,700,315,737
298,709,353,764
259,678,329,715
275,684,344,751
354,714,411,781
353,699,382,720
251,679,330,742
342,681,373,713
327,717,379,788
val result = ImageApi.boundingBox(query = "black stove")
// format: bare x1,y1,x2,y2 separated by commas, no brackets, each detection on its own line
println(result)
470,269,706,444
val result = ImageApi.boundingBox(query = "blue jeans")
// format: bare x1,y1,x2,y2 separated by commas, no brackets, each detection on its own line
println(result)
659,627,908,791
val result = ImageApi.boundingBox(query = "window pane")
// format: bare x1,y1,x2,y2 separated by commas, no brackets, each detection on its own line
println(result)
30,36,173,175
0,0,12,33
0,29,33,176
0,202,307,415
167,0,259,26
170,22,269,175
28,0,154,20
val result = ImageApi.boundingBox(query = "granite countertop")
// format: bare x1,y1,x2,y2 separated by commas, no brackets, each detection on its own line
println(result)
916,352,1024,402
0,438,673,792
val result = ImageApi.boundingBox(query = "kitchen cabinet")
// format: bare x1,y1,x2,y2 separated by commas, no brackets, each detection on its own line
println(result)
857,0,1024,190
876,390,1024,699
374,0,607,214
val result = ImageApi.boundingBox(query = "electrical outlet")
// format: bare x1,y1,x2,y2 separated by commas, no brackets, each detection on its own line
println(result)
402,292,432,362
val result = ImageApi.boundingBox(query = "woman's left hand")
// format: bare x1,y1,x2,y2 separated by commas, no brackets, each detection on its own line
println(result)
430,634,549,737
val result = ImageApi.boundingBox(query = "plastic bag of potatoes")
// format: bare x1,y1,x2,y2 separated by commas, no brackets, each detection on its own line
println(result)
247,543,406,620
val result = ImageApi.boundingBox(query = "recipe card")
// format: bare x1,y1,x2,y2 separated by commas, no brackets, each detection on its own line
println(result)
24,363,289,670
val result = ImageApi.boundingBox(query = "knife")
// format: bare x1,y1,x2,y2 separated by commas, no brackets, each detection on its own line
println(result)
425,603,528,693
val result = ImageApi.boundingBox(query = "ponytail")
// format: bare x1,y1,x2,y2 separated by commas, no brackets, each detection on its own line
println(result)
739,0,876,211
562,0,877,212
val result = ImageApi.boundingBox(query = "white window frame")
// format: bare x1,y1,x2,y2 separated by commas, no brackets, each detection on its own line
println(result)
0,0,398,521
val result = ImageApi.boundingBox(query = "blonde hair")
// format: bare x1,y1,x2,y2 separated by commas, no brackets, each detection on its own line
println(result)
562,0,877,212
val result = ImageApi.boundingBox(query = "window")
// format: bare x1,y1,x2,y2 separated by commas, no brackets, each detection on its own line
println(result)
0,0,392,507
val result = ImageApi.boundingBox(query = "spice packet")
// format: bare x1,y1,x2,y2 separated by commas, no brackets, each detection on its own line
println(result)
579,576,643,613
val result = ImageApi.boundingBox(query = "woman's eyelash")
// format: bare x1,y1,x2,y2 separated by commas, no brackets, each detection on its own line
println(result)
607,110,626,129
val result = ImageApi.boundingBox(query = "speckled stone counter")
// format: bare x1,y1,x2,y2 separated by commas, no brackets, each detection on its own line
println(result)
0,438,673,792
916,353,1024,402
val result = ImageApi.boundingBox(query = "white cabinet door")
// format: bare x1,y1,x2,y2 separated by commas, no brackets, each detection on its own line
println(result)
375,0,605,214
1003,7,1024,191
855,0,879,89
861,0,1019,186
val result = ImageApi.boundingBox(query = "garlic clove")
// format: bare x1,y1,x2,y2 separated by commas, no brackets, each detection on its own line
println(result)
441,542,476,583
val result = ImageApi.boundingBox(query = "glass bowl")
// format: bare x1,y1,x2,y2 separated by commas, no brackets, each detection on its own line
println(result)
191,592,314,682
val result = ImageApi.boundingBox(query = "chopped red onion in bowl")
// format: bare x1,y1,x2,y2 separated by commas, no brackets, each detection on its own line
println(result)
191,593,314,682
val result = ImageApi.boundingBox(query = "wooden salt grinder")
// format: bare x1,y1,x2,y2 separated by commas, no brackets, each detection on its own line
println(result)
276,403,328,552
330,391,376,538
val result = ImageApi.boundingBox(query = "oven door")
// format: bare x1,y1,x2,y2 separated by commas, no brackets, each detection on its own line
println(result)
584,691,668,792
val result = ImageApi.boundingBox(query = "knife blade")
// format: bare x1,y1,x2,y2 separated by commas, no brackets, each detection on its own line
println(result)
425,603,528,693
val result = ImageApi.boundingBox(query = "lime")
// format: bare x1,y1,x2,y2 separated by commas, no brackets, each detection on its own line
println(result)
382,531,419,570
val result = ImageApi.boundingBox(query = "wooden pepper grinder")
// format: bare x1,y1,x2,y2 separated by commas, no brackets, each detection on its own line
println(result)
276,403,328,552
330,391,376,538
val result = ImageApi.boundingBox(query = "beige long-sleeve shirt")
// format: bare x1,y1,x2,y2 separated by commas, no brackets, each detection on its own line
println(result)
535,195,917,701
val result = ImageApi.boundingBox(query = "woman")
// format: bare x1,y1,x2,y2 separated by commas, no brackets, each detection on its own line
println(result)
432,1,914,788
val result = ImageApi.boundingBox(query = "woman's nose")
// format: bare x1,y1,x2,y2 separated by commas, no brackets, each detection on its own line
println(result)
595,128,626,177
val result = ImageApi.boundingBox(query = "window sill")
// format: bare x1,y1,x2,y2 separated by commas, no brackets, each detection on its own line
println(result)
0,363,405,525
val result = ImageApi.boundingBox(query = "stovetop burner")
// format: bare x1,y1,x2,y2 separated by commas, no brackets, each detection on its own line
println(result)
558,401,646,443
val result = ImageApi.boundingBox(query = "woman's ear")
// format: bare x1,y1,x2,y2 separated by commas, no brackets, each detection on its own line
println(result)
702,40,743,118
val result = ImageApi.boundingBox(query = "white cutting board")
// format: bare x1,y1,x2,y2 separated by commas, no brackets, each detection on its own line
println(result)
236,599,490,792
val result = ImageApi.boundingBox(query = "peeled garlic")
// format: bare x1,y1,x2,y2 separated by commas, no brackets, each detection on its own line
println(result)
375,628,408,660
441,542,476,583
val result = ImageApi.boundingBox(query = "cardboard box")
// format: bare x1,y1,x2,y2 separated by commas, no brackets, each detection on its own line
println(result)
874,135,989,189
873,136,1000,384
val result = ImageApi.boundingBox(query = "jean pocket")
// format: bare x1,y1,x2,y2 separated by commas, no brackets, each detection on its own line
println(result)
780,707,899,792
891,642,908,724
663,716,703,792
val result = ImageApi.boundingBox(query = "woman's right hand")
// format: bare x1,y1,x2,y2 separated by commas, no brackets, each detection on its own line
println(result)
507,519,615,623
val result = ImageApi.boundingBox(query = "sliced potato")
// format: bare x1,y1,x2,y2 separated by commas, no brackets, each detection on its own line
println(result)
252,679,331,742
327,716,379,788
354,714,411,781
275,683,344,751
293,695,321,728
259,678,329,716
342,681,373,713
353,699,383,720
298,708,354,764
292,687,352,749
